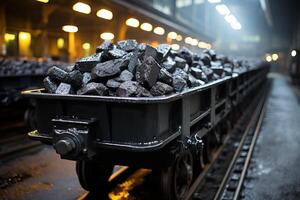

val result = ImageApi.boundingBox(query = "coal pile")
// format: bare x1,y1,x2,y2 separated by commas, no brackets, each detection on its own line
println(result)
0,58,66,77
43,40,250,97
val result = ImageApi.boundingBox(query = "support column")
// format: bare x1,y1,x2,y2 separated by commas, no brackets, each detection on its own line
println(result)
0,5,6,55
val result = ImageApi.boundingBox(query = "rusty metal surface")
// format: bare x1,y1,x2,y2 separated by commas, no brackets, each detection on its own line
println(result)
243,74,300,200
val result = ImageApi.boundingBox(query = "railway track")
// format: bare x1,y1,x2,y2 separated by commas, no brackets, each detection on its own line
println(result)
0,108,41,163
75,82,269,200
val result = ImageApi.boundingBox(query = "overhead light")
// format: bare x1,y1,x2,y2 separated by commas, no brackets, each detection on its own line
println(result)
126,18,140,28
5,33,15,42
100,32,114,40
62,25,78,33
153,27,165,35
231,21,242,30
184,37,193,44
272,53,278,61
171,44,180,50
140,23,153,32
291,50,297,57
82,43,91,50
206,43,212,49
176,34,182,41
96,9,113,20
265,54,272,62
215,4,230,15
191,38,198,46
208,0,221,3
198,41,207,48
73,2,91,14
19,32,30,40
36,0,49,3
224,15,237,24
167,32,177,39
57,38,64,49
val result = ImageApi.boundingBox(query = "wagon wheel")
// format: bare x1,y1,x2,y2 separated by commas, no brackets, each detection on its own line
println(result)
24,107,37,130
193,144,205,176
203,136,212,164
76,160,113,193
160,150,193,200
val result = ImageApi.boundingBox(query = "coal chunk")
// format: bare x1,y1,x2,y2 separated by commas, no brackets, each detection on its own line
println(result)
135,56,160,89
92,59,127,79
136,85,152,97
200,53,211,66
106,79,121,90
190,67,203,79
158,68,173,85
138,43,147,52
223,67,232,76
156,44,171,61
201,66,214,80
172,76,187,92
55,83,74,95
117,39,138,52
211,67,224,76
76,53,102,72
77,82,108,96
66,70,83,87
204,49,217,61
118,70,134,82
150,82,173,96
48,66,68,82
108,48,127,59
178,47,193,65
82,72,92,85
43,76,57,93
173,68,188,81
116,81,138,97
162,57,176,73
96,41,114,53
174,56,186,69
127,51,141,73
143,45,163,62
187,74,205,87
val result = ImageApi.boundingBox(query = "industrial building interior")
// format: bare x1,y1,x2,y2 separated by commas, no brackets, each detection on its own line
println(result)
1,0,300,200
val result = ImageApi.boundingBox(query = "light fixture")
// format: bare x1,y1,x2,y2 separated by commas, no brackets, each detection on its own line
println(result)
265,54,272,62
96,9,113,20
206,43,212,49
72,2,91,14
272,53,278,61
82,43,91,50
57,38,64,49
224,15,237,24
208,0,221,3
167,32,177,39
184,37,193,44
231,21,242,30
176,34,182,41
198,41,207,48
140,23,153,32
4,33,16,42
100,32,114,40
171,44,180,50
191,38,198,46
126,18,140,28
19,32,30,40
291,50,297,57
62,25,78,33
215,4,230,15
153,27,165,35
36,0,49,3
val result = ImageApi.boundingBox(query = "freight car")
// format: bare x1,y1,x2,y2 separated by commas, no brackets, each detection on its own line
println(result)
23,41,269,200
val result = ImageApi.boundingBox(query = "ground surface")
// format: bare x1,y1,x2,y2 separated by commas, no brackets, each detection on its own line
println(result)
243,74,300,200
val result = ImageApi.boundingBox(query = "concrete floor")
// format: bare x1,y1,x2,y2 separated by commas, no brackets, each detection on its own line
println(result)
244,74,300,200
